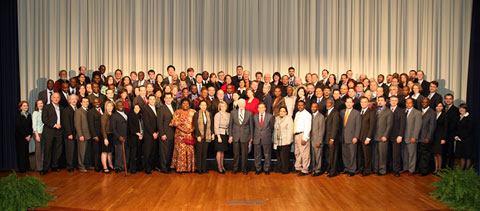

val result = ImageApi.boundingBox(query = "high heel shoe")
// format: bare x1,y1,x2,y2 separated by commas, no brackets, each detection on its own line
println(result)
103,168,111,174
217,169,225,174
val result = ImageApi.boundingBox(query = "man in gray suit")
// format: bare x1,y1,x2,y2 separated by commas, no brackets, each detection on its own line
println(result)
252,103,275,175
402,98,422,176
229,99,254,174
372,96,392,176
418,98,436,176
340,97,361,176
74,98,91,173
310,102,325,177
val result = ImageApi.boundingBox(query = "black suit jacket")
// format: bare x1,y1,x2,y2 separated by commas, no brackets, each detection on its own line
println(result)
42,104,63,136
128,112,142,138
143,105,158,137
445,105,459,141
37,89,53,105
61,105,76,138
419,80,430,97
87,108,102,139
325,108,341,144
389,107,406,142
434,113,448,143
429,93,443,109
111,112,128,141
157,104,175,140
359,108,376,142
59,91,69,108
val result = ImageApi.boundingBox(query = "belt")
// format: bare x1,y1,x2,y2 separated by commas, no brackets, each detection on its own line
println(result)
294,132,303,135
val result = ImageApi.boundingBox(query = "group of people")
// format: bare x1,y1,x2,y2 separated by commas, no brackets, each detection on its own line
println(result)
14,65,474,178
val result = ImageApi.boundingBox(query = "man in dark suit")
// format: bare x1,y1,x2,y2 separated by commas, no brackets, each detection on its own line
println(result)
61,94,78,172
231,65,244,88
133,86,147,109
340,97,361,176
142,95,159,174
86,83,106,108
74,97,91,173
311,87,326,114
443,94,459,168
403,98,422,176
357,97,376,176
185,67,196,88
111,100,129,173
38,79,55,105
157,93,176,174
40,93,63,175
252,103,275,175
325,99,340,177
86,98,102,172
59,82,70,108
228,99,254,174
310,103,325,177
418,98,436,176
372,96,392,176
427,81,442,109
416,70,430,97
388,96,406,177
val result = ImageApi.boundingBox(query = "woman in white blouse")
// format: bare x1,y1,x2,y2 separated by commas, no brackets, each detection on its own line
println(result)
32,99,44,172
214,101,230,174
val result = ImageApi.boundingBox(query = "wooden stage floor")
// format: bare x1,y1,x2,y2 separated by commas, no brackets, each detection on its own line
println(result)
3,170,448,210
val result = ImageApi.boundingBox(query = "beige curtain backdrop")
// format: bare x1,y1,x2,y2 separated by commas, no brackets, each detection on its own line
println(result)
18,0,472,105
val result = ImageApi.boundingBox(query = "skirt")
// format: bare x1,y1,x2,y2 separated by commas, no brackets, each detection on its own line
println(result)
101,133,114,153
215,134,229,152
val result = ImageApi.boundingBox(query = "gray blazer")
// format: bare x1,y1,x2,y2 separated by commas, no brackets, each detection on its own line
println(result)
229,109,254,143
252,112,275,145
374,107,393,141
310,112,325,145
419,108,436,143
273,116,294,147
74,108,91,140
340,108,361,144
404,108,422,143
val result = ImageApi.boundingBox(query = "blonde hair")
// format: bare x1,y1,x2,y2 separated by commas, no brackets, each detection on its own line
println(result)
104,101,114,115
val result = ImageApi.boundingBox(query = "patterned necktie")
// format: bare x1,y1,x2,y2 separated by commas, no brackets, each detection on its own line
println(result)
344,109,350,126
239,110,244,124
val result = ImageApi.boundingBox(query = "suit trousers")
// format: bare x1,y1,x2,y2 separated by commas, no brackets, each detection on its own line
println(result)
64,138,75,170
254,142,272,172
327,143,339,175
158,138,174,171
402,142,417,173
77,139,88,170
34,135,44,171
42,130,63,171
85,138,101,169
195,140,209,171
375,141,389,174
342,142,357,173
143,136,156,171
418,142,431,174
311,143,324,173
294,133,310,174
114,139,128,170
233,142,248,172
128,136,139,171
392,141,402,173
357,141,372,174
276,144,291,174
16,138,29,172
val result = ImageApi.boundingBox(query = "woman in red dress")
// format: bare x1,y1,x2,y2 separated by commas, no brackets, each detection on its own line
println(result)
169,98,197,173
245,88,259,114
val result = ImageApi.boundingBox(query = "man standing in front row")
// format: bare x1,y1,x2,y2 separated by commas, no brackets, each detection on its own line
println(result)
310,102,325,177
229,99,254,175
293,101,312,176
41,93,63,175
340,97,361,177
252,103,275,175
403,98,422,176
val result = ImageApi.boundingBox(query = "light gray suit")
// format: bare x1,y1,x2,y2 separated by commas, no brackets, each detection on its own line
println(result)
402,108,422,173
340,108,361,173
74,108,90,170
310,112,325,173
372,107,392,174
252,112,275,172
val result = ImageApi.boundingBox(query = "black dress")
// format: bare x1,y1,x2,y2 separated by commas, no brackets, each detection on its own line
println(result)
215,135,229,152
431,113,448,154
454,115,473,159
15,112,32,172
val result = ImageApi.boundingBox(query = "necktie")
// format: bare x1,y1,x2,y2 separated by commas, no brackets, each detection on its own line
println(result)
391,107,395,112
48,91,52,104
152,106,157,116
239,110,244,124
361,110,365,115
422,110,425,116
406,109,409,117
167,105,174,115
260,114,264,127
344,109,350,126
143,97,147,104
97,108,102,115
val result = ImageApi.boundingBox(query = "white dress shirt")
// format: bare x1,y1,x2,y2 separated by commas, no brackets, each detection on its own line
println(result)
294,109,312,141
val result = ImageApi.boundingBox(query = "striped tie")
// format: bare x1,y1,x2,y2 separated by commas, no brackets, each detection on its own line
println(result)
239,110,244,124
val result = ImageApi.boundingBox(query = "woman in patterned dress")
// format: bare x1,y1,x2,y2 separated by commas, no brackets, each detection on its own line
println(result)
169,98,197,173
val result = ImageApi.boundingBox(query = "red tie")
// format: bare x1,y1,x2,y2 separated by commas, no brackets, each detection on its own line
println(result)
97,108,102,115
260,114,264,127
143,97,147,104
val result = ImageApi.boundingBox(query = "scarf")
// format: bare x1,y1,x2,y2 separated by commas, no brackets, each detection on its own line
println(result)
197,110,212,141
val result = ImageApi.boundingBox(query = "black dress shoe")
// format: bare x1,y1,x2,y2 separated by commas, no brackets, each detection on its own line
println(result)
377,173,386,176
297,172,308,176
128,170,137,174
95,168,101,172
255,171,261,175
145,170,152,174
67,168,74,172
394,172,400,177
40,170,47,175
420,173,429,177
361,172,370,177
348,172,355,177
327,173,337,178
312,172,321,177
160,170,171,174
265,171,270,175
242,171,248,175
52,168,60,172
231,171,237,175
